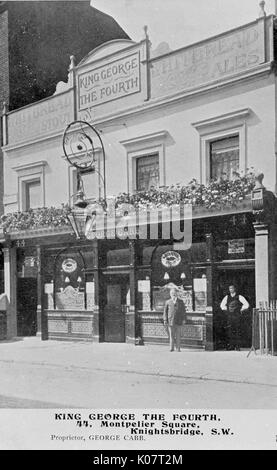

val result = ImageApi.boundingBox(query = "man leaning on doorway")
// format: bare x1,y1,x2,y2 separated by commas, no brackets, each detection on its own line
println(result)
220,284,249,351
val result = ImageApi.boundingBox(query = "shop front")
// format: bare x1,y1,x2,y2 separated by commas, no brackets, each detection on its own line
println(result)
5,203,255,351
134,210,255,351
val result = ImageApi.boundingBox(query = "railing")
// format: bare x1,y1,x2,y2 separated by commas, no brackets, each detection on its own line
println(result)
248,302,277,357
0,311,7,340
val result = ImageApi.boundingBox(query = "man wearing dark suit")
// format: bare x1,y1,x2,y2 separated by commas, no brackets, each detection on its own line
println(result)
220,284,249,350
163,288,186,352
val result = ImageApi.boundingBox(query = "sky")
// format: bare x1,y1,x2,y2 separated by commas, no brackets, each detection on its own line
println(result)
91,0,276,50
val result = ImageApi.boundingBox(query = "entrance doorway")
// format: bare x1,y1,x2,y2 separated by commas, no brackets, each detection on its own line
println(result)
101,273,130,342
214,267,255,349
17,278,37,336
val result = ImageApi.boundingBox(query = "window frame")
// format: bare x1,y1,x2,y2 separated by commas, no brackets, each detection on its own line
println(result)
192,108,250,184
120,131,168,193
77,167,99,203
135,152,160,192
13,160,47,211
25,178,42,210
209,134,240,181
67,147,102,206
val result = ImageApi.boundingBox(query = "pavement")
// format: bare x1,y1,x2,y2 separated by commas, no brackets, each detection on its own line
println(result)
0,337,276,387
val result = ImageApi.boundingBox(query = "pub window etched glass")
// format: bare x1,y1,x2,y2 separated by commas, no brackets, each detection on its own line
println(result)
54,250,85,310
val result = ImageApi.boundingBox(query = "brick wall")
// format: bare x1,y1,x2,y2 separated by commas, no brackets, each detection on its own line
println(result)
0,8,9,109
0,6,8,216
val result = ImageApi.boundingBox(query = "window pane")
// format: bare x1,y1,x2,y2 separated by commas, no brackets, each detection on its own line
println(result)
79,169,98,201
210,136,239,181
136,154,159,191
26,180,42,209
54,250,85,311
106,248,130,266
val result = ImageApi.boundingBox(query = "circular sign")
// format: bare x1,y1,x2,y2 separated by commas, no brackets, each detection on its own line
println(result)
161,251,181,268
62,258,77,273
62,120,102,170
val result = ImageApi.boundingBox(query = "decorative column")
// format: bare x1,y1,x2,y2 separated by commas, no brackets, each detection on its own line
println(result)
205,233,214,351
143,25,151,102
91,239,100,342
3,245,17,339
1,101,8,146
36,245,42,338
126,240,137,344
68,55,77,121
251,172,274,306
254,223,269,305
36,245,49,340
269,222,277,301
0,103,8,217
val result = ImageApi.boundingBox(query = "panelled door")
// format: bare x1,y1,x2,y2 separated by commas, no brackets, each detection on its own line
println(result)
103,273,129,342
214,267,255,349
17,278,37,336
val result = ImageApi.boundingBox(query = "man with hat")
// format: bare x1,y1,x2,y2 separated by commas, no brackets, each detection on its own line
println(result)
163,287,186,352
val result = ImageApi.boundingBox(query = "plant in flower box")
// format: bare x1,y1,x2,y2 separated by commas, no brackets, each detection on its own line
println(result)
0,205,72,233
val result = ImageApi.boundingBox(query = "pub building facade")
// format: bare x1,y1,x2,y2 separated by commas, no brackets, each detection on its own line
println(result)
1,4,277,349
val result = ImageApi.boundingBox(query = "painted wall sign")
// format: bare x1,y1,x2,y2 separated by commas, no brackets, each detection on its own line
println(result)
161,251,181,268
8,91,74,144
61,258,77,273
138,280,151,292
44,283,54,295
228,239,245,254
151,21,266,99
78,52,141,110
24,256,36,267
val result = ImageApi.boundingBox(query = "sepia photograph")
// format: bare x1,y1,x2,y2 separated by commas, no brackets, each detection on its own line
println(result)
0,0,277,451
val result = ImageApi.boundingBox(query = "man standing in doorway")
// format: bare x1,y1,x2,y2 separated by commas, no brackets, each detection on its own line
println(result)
220,284,249,350
163,288,186,352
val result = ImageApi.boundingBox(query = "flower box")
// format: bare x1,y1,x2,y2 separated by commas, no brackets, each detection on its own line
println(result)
192,195,252,219
8,225,72,240
0,175,255,235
